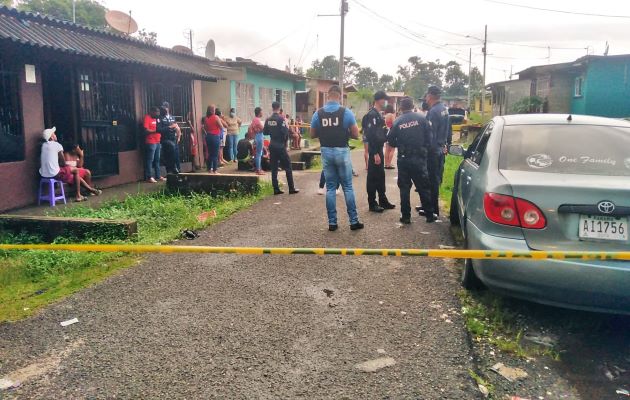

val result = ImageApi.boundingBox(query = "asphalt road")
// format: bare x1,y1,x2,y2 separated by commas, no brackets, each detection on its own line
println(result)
0,152,479,399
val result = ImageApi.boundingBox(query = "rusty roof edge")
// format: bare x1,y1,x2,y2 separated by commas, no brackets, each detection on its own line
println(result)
0,6,217,66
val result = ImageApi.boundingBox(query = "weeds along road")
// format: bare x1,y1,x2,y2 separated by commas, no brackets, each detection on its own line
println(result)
0,151,479,399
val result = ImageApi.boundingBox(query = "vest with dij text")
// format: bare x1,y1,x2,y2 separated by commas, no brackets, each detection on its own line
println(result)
317,107,348,148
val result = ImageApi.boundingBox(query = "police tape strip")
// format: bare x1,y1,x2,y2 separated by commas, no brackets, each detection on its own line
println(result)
1,244,630,261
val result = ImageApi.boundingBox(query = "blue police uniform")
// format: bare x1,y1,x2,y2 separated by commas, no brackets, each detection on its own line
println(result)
157,112,179,174
362,107,394,210
424,101,452,216
264,112,297,194
388,110,435,222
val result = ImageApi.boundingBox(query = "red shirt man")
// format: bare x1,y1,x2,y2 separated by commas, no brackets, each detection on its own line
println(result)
144,108,160,144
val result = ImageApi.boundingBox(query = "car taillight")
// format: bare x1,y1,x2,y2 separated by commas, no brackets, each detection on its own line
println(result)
483,193,546,229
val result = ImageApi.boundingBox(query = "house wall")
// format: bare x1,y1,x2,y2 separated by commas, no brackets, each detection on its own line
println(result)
547,73,572,114
577,58,630,118
1,61,45,212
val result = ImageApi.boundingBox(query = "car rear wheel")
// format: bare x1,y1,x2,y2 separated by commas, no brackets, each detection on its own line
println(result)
461,234,485,290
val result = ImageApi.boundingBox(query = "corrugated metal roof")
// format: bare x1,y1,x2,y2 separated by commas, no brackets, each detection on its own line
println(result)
0,6,218,81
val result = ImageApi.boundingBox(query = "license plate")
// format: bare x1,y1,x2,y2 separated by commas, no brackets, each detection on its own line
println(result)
579,215,628,241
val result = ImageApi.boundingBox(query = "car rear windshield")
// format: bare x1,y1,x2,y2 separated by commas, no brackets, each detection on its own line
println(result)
499,124,630,176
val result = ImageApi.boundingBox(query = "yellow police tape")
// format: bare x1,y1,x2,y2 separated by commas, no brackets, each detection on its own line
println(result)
1,244,630,261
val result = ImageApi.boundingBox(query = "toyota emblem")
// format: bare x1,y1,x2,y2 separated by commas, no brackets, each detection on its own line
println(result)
597,201,616,214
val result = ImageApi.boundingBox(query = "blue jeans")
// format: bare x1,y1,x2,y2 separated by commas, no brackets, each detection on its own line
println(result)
254,132,264,171
145,143,161,180
206,134,221,172
227,134,238,161
321,147,359,225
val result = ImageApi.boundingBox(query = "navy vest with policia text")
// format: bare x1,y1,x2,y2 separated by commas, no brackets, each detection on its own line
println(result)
317,107,348,148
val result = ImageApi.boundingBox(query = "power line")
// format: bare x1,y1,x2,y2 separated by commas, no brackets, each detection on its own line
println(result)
484,0,630,19
246,17,314,58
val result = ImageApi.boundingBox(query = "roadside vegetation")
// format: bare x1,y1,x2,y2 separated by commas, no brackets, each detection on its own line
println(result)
0,183,273,322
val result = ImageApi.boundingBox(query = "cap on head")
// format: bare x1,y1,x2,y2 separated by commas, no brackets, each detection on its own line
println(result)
42,127,56,141
328,85,342,95
161,101,170,109
374,90,389,101
426,85,442,97
400,97,414,111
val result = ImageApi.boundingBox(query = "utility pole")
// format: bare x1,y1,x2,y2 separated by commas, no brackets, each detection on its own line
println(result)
547,46,551,64
72,0,76,23
467,48,472,111
189,29,194,52
481,24,488,122
339,0,348,104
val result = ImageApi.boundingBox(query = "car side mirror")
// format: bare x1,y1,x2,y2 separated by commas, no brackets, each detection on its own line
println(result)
448,144,465,157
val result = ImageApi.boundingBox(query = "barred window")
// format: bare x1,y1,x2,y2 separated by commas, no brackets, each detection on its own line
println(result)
259,87,274,118
236,82,255,123
0,61,23,163
282,90,294,117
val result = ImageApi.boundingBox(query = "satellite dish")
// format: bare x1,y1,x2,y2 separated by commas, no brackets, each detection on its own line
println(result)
205,39,216,61
105,10,138,35
172,45,193,55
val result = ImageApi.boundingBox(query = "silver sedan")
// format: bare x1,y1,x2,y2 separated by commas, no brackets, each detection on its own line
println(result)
449,114,630,314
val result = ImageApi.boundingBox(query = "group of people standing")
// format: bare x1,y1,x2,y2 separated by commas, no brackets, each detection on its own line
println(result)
312,84,451,231
143,102,182,182
202,105,242,174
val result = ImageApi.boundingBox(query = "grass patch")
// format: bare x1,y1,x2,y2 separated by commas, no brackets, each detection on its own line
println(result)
310,155,322,171
0,183,274,322
459,289,560,360
348,138,364,151
469,369,495,396
440,155,460,214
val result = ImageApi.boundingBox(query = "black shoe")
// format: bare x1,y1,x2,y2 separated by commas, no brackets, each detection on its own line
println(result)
329,225,338,232
369,205,385,213
350,222,365,231
289,189,300,194
381,202,396,210
399,217,411,225
274,190,285,195
426,214,437,223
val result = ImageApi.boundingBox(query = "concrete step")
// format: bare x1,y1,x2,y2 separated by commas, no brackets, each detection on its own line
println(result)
291,161,306,171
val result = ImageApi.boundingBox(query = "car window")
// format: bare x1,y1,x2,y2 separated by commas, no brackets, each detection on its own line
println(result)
469,122,494,165
499,124,630,176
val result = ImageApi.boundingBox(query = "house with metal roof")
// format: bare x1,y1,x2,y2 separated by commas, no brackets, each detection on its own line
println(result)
0,6,227,211
197,58,306,137
489,54,630,118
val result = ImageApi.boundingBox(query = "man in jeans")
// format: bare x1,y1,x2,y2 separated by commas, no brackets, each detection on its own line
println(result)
143,106,164,183
310,85,364,232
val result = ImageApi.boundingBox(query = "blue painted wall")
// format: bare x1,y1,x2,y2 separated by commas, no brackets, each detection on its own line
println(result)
571,57,630,118
231,69,305,137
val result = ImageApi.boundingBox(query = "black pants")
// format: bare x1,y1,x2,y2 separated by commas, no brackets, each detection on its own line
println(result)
270,146,295,192
367,149,388,207
162,140,179,174
425,149,445,216
398,156,433,219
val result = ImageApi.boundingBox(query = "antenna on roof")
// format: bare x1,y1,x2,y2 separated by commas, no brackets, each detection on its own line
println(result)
567,115,573,122
205,39,216,61
105,10,138,35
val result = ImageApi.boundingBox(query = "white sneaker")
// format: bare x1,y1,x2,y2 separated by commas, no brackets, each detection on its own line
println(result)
317,187,325,195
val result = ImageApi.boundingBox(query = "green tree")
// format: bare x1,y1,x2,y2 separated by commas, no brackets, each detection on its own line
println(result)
136,29,157,45
469,66,484,96
444,61,468,96
511,96,544,114
306,55,339,80
1,0,14,7
377,74,394,91
355,67,379,90
349,87,374,111
17,0,107,28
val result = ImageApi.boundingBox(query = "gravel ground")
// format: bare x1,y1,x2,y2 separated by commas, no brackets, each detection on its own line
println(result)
0,152,479,399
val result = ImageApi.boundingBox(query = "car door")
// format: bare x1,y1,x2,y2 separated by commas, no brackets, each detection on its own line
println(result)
458,122,494,218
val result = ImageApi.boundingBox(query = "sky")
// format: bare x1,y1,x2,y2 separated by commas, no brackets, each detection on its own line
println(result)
103,0,630,84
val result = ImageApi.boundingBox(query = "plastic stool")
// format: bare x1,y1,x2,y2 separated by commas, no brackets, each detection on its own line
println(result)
38,178,67,207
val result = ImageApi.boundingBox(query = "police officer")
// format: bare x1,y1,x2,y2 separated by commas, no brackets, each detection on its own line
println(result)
388,97,436,224
362,90,396,213
418,85,452,218
264,101,299,195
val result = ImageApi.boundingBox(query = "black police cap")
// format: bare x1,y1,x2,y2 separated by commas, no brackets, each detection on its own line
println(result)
374,90,389,101
426,85,442,96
